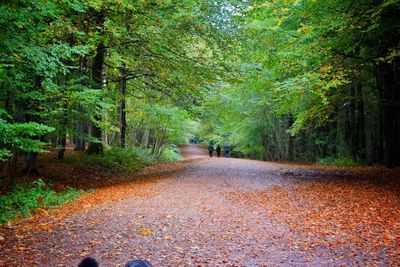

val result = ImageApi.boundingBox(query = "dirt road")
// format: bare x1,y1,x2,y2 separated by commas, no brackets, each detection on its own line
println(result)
1,145,399,266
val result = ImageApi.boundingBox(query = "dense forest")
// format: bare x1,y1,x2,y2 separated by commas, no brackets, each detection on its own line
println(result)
200,0,400,167
1,0,399,179
0,0,231,177
1,2,400,265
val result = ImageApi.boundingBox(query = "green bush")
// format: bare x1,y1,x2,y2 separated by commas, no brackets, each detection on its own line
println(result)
159,145,184,162
318,156,358,167
0,113,55,161
0,179,84,225
83,147,156,174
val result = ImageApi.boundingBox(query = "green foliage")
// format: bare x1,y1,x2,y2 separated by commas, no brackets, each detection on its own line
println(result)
199,0,400,166
0,114,55,161
125,100,199,156
159,145,184,162
0,0,229,168
0,179,84,225
82,147,155,174
318,156,358,167
0,149,13,160
1,0,398,169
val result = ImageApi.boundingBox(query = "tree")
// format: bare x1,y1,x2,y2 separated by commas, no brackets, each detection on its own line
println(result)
200,0,400,166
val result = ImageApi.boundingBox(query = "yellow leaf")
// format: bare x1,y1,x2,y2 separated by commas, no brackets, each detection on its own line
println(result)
38,223,52,232
139,228,153,236
35,208,49,216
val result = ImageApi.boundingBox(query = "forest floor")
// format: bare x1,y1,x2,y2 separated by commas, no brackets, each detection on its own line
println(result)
0,144,399,266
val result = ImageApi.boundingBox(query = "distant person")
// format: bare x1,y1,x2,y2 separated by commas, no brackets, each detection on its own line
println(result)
224,144,230,158
216,145,221,157
208,143,214,157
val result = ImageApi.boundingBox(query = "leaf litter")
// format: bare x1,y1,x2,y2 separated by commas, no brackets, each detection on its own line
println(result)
0,146,399,266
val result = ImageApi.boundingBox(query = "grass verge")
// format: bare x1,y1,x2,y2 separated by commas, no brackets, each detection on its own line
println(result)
82,147,156,174
0,179,84,225
317,156,358,167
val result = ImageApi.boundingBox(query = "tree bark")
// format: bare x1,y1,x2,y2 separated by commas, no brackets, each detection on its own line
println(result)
86,42,106,154
75,56,89,152
57,102,68,159
377,60,400,167
141,127,150,148
74,104,86,152
19,76,43,174
119,64,127,148
287,115,294,161
356,84,366,161
22,152,39,175
349,85,357,161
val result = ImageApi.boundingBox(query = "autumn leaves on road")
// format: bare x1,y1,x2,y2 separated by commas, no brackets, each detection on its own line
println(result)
1,145,399,266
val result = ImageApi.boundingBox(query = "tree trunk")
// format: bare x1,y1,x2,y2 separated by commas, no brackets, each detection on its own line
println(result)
86,43,106,154
57,135,66,160
75,56,89,152
377,60,400,167
356,84,366,161
287,115,294,161
22,152,39,175
349,85,357,160
153,126,167,157
74,104,86,152
119,64,127,148
57,102,68,159
18,76,43,174
5,87,12,115
141,127,150,148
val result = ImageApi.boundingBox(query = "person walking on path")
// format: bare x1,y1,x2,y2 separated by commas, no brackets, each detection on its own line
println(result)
208,143,214,158
224,144,230,158
216,145,221,157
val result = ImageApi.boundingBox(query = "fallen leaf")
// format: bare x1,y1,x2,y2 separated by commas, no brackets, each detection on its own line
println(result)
139,228,153,236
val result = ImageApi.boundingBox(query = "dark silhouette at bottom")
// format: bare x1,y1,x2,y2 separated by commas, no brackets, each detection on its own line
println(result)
125,260,152,267
79,257,152,267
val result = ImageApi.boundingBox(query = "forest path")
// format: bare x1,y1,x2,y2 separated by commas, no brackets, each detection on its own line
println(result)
2,145,399,266
178,144,210,160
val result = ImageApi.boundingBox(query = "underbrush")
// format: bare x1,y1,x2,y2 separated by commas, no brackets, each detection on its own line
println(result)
159,145,184,162
80,146,184,173
317,156,358,167
82,147,156,174
0,179,84,225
